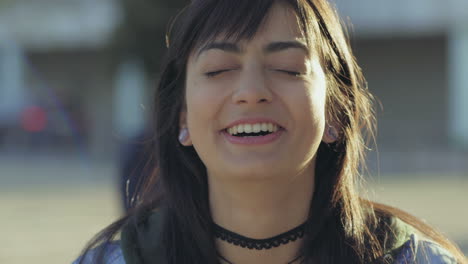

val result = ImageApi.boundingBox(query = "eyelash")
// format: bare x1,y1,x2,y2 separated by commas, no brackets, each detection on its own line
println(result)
275,69,302,77
205,70,230,78
204,69,302,78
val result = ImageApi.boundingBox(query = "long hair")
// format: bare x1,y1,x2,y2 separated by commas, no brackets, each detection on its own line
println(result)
78,0,466,263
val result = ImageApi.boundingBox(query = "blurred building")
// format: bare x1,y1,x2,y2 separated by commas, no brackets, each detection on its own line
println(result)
334,0,468,174
1,0,467,174
0,0,187,158
0,0,121,156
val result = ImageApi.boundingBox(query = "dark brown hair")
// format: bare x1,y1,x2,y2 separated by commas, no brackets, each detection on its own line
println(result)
78,0,466,263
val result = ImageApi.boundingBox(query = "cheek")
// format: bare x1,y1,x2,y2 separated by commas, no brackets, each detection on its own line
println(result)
186,80,207,132
306,86,327,122
184,77,225,144
280,75,327,144
297,93,326,139
296,87,327,162
283,78,327,123
304,64,328,125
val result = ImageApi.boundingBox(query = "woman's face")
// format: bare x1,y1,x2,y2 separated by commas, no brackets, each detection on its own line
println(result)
183,3,328,182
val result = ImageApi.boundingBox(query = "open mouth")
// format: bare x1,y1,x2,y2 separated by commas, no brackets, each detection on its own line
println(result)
231,131,272,137
224,123,282,137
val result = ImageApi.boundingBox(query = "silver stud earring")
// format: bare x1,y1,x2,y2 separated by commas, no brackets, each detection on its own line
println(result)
178,127,189,144
327,125,338,141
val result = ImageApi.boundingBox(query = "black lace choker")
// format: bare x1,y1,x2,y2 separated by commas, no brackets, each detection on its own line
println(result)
212,221,307,250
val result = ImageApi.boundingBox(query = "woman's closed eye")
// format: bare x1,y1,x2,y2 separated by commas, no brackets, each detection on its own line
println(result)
274,69,303,77
204,68,305,78
204,69,233,78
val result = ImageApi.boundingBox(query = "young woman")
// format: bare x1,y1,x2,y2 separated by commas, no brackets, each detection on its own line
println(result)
75,0,466,263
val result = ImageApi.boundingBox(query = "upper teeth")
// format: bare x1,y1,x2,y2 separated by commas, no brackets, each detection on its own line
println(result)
227,123,279,135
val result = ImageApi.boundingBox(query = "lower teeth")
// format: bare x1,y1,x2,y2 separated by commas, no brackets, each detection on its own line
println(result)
233,132,271,137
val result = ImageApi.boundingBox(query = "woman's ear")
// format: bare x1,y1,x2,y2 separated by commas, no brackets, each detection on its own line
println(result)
322,122,339,144
179,111,192,146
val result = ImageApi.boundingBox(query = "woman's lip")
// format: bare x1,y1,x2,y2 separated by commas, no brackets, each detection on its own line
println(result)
221,129,284,145
222,117,284,130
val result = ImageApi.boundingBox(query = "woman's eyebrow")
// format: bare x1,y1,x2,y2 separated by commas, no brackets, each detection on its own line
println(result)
264,41,309,54
196,40,309,60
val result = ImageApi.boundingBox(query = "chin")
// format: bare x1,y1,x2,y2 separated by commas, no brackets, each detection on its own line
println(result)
225,163,287,181
207,152,295,181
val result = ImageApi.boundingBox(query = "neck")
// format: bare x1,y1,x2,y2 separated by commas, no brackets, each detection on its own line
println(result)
208,165,315,264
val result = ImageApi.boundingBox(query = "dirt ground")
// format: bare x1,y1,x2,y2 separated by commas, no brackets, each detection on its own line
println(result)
1,156,467,264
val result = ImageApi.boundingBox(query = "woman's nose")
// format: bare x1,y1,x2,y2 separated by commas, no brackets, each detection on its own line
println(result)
231,67,273,105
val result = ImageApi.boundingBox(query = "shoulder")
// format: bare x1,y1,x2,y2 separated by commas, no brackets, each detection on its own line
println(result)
392,234,458,264
72,242,125,264
374,215,459,264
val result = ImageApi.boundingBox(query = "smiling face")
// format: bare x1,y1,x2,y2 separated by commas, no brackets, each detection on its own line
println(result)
183,2,329,182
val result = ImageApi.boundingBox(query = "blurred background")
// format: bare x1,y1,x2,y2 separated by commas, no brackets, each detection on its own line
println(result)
0,0,466,263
